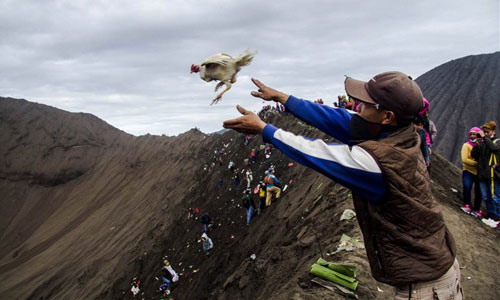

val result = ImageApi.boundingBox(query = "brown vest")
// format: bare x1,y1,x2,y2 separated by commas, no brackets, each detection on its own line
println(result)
354,125,456,286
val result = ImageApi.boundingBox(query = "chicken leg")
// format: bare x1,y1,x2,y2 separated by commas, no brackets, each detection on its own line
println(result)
211,81,232,105
214,82,225,92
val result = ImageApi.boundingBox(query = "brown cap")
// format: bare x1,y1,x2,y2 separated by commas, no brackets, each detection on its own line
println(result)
481,121,497,131
345,71,424,120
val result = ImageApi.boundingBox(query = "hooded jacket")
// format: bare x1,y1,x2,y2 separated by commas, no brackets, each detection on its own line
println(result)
202,233,213,251
461,127,481,175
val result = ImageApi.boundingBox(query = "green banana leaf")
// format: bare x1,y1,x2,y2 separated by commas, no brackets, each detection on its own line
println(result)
316,257,357,278
310,264,358,291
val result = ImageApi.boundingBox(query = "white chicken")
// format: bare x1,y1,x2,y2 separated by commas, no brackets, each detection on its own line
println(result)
191,49,256,105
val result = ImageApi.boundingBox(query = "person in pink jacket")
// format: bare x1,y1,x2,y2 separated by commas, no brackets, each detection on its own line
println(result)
460,127,482,218
419,98,437,170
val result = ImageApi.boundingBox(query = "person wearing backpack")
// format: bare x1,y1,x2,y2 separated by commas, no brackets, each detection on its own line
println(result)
264,169,281,207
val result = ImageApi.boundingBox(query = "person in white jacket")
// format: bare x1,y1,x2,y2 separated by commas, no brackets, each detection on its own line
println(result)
130,279,140,296
201,233,214,256
245,168,253,189
159,260,178,295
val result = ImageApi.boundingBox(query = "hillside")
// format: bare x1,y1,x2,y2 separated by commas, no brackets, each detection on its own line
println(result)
416,51,500,166
0,97,499,300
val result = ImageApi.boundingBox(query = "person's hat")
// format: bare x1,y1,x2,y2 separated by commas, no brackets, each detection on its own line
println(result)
164,260,170,265
345,71,424,120
481,121,496,131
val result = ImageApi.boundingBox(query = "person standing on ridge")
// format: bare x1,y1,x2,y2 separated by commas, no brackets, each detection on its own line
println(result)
460,127,483,217
471,121,500,223
419,98,436,172
223,72,460,299
413,116,429,167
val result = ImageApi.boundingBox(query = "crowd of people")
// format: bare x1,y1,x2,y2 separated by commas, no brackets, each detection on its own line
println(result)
461,121,500,228
138,135,287,298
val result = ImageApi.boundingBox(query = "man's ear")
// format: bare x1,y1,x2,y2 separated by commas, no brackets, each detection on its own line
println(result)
381,110,397,125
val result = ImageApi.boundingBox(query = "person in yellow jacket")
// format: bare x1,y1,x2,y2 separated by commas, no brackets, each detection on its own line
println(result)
461,127,482,217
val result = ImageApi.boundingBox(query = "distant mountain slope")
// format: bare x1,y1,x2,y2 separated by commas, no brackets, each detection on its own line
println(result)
415,51,500,166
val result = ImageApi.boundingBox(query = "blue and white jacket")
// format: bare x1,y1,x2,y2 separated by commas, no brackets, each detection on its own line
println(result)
262,96,385,203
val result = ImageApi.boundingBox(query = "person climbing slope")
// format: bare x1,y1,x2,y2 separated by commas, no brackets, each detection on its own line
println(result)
245,168,253,189
264,169,281,207
242,189,256,225
201,212,211,233
201,233,214,256
159,260,178,296
258,181,267,212
130,279,140,297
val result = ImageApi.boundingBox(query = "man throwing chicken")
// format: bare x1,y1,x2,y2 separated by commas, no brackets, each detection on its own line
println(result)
223,72,461,300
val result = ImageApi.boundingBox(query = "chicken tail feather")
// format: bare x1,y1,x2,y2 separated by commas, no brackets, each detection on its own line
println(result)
235,49,257,67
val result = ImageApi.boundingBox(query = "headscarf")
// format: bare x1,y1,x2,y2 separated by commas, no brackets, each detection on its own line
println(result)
467,127,481,147
419,97,430,115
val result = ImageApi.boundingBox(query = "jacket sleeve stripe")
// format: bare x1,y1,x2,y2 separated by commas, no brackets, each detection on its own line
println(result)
263,125,385,202
274,128,381,173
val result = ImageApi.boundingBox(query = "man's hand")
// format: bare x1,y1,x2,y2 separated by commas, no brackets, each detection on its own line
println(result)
223,105,267,134
250,78,289,104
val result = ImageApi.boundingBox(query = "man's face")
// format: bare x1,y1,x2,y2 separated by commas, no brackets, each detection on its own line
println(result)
357,102,386,123
483,128,494,137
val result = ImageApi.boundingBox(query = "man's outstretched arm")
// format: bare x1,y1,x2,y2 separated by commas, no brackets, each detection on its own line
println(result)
251,78,353,144
223,106,386,203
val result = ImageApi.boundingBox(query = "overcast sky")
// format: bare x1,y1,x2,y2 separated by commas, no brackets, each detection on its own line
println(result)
1,0,498,136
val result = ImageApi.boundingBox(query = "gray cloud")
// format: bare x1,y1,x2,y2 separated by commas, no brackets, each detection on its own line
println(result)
1,0,498,135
